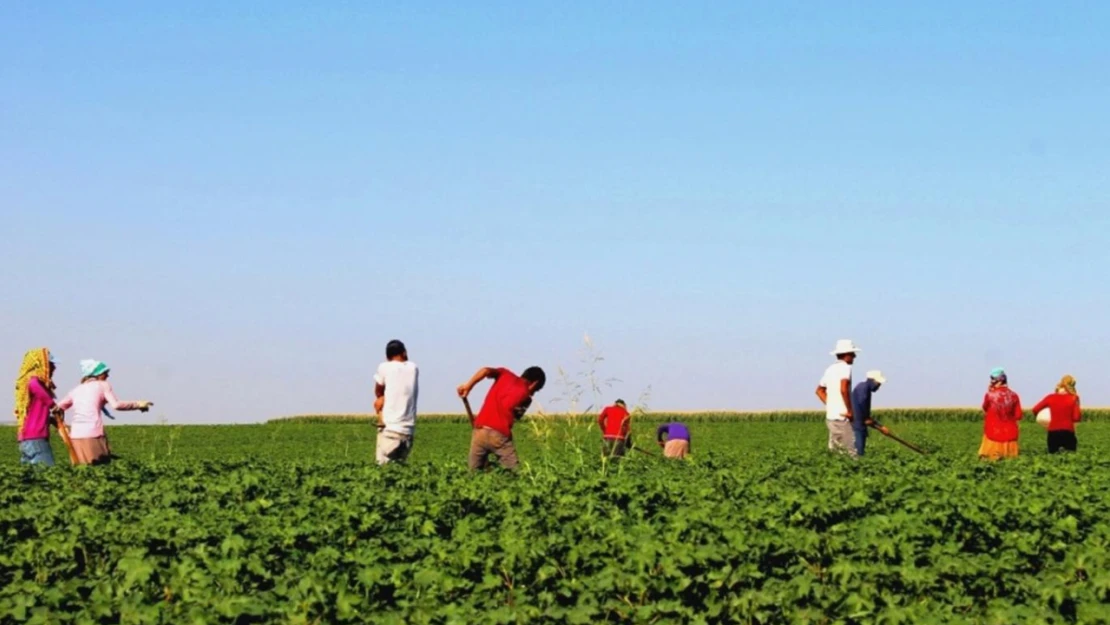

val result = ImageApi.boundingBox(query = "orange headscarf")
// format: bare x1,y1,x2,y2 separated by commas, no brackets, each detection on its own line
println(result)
1056,375,1078,397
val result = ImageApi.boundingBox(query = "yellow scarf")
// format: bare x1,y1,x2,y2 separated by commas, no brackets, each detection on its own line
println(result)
13,348,53,432
1057,375,1078,397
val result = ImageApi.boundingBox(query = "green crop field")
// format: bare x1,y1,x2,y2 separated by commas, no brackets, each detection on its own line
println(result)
3,413,1110,623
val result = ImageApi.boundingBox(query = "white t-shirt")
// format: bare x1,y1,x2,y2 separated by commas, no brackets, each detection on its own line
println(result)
374,361,419,436
819,361,853,421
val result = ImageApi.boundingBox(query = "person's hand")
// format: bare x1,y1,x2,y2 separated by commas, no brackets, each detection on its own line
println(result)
457,384,470,399
138,401,153,413
865,419,875,427
880,426,891,435
374,396,385,415
843,410,853,420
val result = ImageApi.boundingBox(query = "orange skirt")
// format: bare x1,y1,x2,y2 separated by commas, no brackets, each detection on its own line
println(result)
978,437,1018,460
663,439,689,459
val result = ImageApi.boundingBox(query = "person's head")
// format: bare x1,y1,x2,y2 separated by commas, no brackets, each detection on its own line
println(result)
615,399,627,409
80,360,110,383
990,367,1007,388
1056,375,1078,396
385,340,407,362
521,366,546,394
831,339,860,365
866,370,886,391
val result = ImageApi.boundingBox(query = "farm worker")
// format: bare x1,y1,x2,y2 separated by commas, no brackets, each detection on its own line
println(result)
373,340,419,465
850,370,890,458
979,368,1022,460
457,366,546,471
12,348,59,466
1031,375,1081,454
598,399,632,458
657,422,691,458
816,339,860,455
55,360,152,465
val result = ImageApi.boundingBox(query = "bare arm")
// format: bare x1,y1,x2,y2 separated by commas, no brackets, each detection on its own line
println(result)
815,386,828,405
457,367,500,398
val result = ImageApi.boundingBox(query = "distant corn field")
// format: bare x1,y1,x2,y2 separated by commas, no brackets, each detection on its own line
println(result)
273,408,1110,424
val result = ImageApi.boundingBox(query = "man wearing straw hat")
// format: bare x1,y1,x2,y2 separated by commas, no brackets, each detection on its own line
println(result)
851,370,890,457
816,339,861,456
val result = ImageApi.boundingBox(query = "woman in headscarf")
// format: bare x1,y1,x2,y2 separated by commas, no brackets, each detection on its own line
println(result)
55,360,152,465
1032,375,1082,453
13,348,60,466
979,368,1023,460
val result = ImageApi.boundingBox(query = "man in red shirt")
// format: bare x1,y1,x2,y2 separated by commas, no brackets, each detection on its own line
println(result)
457,365,546,471
598,399,632,458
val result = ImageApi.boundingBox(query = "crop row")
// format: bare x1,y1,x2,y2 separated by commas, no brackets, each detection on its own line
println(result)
274,408,1110,424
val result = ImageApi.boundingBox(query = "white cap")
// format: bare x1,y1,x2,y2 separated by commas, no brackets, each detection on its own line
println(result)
867,370,887,384
830,339,861,356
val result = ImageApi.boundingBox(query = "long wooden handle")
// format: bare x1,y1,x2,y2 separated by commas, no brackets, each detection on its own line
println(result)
872,424,927,455
461,397,476,426
53,413,79,465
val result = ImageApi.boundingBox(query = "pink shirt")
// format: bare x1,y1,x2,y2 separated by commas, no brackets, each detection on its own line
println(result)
56,381,141,439
18,377,56,442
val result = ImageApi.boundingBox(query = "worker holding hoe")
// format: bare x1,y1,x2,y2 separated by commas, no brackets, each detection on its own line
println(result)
598,399,632,459
373,340,419,465
816,339,860,455
851,370,889,457
457,365,546,471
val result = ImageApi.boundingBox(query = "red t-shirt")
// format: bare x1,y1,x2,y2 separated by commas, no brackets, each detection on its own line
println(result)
598,405,630,439
474,368,532,437
982,387,1023,442
1031,394,1081,432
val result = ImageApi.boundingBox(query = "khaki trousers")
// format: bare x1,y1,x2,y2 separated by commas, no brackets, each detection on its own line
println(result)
468,427,519,471
826,420,856,457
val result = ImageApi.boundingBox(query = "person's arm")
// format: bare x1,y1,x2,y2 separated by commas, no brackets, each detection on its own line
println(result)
373,366,386,416
656,424,668,446
1074,398,1082,423
815,386,828,405
457,367,501,398
598,408,607,431
840,379,852,419
982,393,991,412
55,389,74,412
513,397,532,421
102,383,150,412
1012,397,1024,422
1031,396,1049,416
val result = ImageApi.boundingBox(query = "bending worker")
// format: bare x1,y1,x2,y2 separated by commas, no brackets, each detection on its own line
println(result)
657,421,691,459
598,399,632,458
850,370,889,457
457,365,546,471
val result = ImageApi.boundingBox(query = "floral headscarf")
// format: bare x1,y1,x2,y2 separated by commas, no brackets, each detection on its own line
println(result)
13,348,54,431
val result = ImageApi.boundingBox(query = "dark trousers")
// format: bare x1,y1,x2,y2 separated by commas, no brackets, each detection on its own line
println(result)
853,427,868,457
602,437,629,458
1048,430,1077,453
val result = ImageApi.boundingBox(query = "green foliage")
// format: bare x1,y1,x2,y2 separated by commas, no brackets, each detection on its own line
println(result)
274,408,1110,424
2,420,1109,623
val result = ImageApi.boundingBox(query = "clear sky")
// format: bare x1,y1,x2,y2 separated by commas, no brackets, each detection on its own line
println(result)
3,2,1108,423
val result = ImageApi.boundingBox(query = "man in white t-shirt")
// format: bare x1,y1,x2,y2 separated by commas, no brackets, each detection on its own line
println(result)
815,339,860,457
373,339,419,465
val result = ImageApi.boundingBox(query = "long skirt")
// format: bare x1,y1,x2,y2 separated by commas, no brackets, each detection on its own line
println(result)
72,436,111,465
663,439,689,459
978,436,1018,460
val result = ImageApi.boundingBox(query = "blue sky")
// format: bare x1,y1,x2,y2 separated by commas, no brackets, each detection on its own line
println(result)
2,2,1108,423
